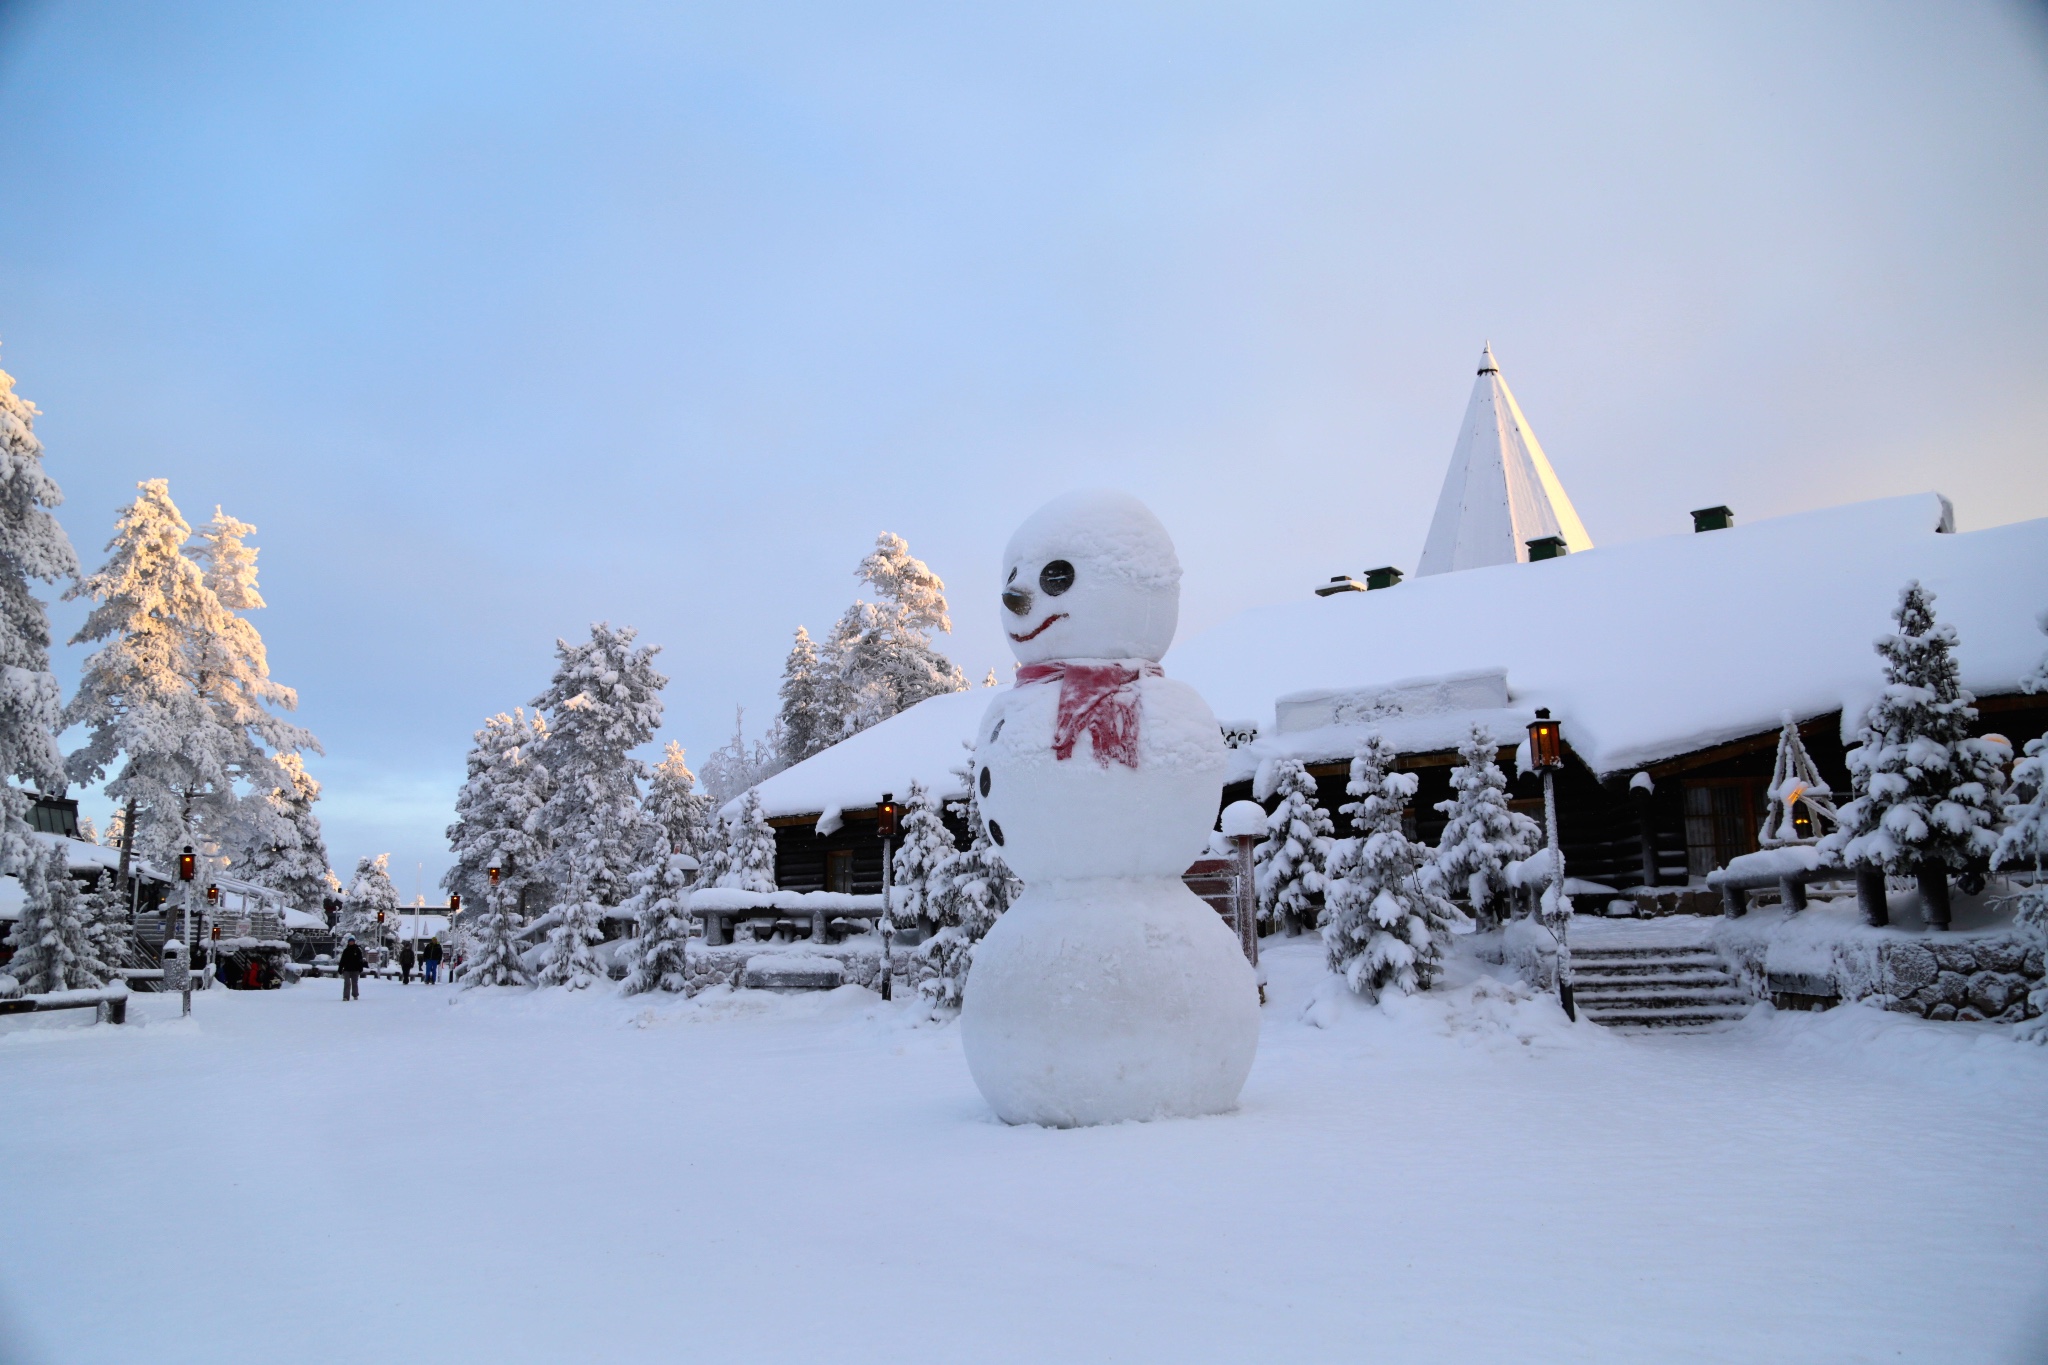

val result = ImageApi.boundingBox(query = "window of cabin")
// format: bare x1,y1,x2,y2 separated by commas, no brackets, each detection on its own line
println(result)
825,849,855,895
1683,781,1761,880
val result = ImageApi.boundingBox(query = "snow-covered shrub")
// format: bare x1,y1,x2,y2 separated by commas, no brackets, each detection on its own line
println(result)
1426,724,1538,923
1994,610,2048,1039
890,781,954,932
530,622,667,910
917,751,1020,1010
718,790,777,893
462,880,532,988
0,356,77,879
1254,758,1333,935
1825,582,2005,919
1323,734,1466,999
621,852,696,995
3,844,106,992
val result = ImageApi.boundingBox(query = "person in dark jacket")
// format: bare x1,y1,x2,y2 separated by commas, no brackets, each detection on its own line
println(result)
338,937,366,1001
421,937,443,985
398,939,416,985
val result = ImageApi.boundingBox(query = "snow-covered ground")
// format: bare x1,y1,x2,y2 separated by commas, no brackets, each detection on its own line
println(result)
4,940,2045,1364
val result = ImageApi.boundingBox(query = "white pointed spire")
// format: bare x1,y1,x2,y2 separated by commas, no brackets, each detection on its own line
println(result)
1415,344,1591,577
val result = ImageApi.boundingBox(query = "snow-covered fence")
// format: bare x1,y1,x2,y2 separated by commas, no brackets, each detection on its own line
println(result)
0,984,129,1024
1705,846,1866,917
689,889,887,947
669,940,927,996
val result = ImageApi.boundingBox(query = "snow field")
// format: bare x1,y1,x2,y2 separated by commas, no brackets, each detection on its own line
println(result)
3,941,2046,1364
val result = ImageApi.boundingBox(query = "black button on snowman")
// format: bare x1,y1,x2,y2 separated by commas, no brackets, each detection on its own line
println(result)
960,490,1260,1127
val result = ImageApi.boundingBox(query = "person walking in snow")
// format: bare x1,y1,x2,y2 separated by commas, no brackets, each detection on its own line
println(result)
421,937,442,984
338,936,365,1001
398,939,416,985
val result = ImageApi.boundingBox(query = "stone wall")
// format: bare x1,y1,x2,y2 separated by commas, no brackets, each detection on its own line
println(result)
1709,909,2043,1023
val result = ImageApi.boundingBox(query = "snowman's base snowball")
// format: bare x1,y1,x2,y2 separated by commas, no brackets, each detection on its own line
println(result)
960,876,1260,1127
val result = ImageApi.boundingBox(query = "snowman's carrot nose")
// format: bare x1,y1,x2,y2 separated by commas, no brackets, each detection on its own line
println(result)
1002,585,1033,616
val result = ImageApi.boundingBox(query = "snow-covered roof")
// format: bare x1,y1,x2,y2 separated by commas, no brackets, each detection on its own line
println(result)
726,689,992,823
1174,494,2048,780
1416,344,1593,576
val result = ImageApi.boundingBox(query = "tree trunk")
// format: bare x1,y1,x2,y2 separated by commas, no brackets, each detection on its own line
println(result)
1916,864,1951,931
1856,864,1888,927
116,797,138,892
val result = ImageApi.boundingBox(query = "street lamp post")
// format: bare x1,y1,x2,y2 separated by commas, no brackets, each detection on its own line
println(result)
876,793,898,1002
1528,711,1576,1022
176,845,197,1016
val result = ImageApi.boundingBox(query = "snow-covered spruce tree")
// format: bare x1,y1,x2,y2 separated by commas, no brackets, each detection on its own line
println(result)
340,853,400,950
443,709,551,921
233,751,332,914
1993,611,2048,1036
718,789,777,892
643,741,715,861
536,867,605,989
529,623,667,911
462,875,532,988
621,852,697,995
78,874,136,974
1323,734,1466,999
1824,582,2006,926
775,626,833,768
890,780,954,931
3,843,105,992
1253,758,1333,935
0,355,79,880
917,749,1021,1010
1426,725,1538,924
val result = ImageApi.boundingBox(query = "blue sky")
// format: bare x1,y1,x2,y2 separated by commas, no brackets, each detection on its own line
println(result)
1,0,2044,893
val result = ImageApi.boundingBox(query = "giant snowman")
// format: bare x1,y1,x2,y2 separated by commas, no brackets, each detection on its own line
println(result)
960,490,1260,1127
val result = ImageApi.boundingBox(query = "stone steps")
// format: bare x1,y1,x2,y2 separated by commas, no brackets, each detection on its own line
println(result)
1569,942,1754,1030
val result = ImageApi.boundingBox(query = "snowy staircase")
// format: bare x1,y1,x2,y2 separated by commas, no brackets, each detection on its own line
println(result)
1569,942,1754,1029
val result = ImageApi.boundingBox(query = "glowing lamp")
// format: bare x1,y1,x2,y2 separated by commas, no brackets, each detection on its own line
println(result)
178,846,197,882
877,792,899,840
206,885,220,906
1528,710,1563,771
449,893,461,914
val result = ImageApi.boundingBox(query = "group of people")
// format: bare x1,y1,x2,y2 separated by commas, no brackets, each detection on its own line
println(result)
335,934,447,1001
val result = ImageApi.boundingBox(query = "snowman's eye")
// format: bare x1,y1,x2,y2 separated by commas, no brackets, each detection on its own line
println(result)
1006,567,1017,584
1039,560,1075,596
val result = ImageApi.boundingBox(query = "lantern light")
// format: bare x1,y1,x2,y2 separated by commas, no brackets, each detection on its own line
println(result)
1528,709,1564,771
206,885,220,906
178,846,196,882
487,862,501,887
449,892,461,914
876,792,899,841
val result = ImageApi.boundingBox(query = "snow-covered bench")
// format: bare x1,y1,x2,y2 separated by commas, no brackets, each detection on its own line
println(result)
0,984,130,1024
689,889,888,947
1705,846,1866,916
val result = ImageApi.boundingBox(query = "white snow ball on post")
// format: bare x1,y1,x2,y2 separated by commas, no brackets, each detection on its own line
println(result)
1221,800,1266,840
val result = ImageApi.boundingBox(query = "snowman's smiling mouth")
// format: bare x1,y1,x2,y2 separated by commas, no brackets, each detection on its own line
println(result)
1009,613,1067,643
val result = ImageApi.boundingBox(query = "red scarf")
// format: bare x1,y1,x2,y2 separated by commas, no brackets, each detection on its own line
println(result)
1015,661,1161,768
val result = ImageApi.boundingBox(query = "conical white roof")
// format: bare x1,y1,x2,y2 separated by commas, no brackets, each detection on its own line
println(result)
1416,344,1592,576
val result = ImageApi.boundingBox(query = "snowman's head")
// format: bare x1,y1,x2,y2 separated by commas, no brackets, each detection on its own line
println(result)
999,490,1181,665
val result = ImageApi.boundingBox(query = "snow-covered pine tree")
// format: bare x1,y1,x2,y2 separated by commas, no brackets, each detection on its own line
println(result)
1993,611,2048,1037
1825,582,2006,927
810,533,967,748
462,873,532,988
1757,715,1838,847
233,751,332,914
78,874,136,974
718,789,777,892
340,853,400,950
186,507,321,841
536,867,605,989
443,709,552,920
776,627,833,768
1427,725,1539,923
699,707,782,805
1323,733,1466,999
644,741,715,861
917,748,1021,1010
3,843,105,992
621,851,696,995
0,356,79,881
890,780,954,932
530,623,667,911
1253,758,1333,935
